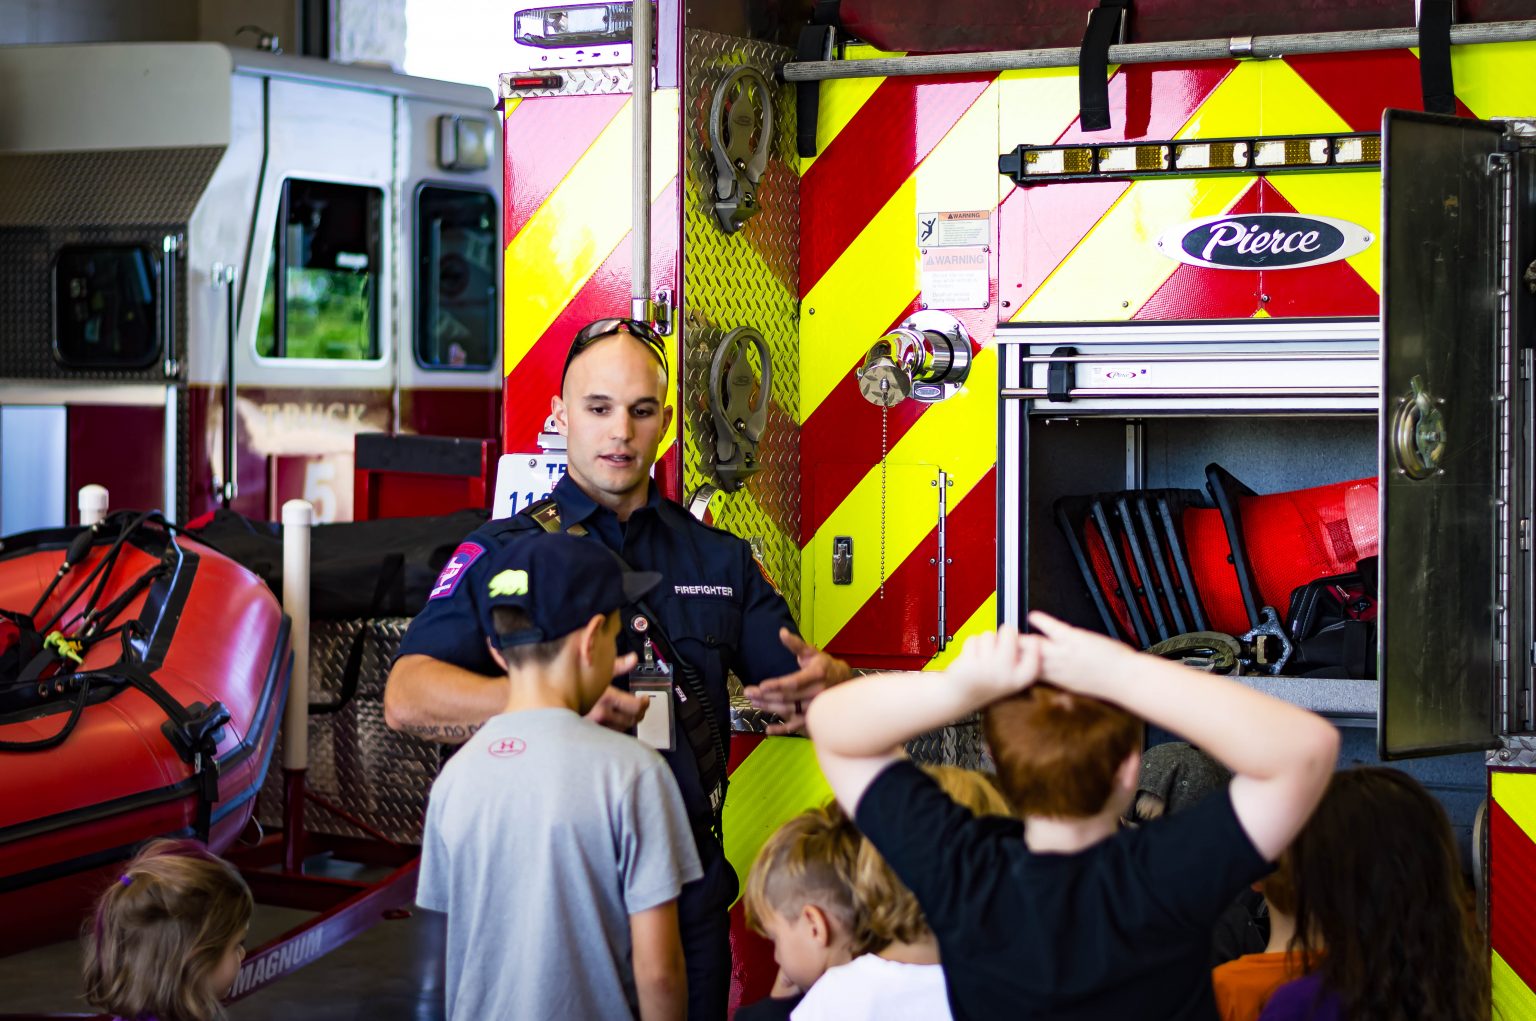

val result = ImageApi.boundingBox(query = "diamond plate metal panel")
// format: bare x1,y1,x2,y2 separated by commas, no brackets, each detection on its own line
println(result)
0,148,225,227
905,718,989,771
500,66,635,100
256,618,443,844
680,31,802,616
1492,736,1536,770
729,692,986,770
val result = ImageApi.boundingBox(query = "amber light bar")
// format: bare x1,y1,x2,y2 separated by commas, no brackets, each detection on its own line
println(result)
999,132,1381,186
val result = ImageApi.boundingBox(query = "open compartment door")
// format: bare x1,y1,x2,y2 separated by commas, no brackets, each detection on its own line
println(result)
1379,110,1508,759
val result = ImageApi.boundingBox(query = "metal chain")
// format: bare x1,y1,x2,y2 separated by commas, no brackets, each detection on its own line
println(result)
879,384,889,600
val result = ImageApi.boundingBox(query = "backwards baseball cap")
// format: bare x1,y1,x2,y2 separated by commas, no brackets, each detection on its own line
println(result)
479,533,661,649
1136,741,1232,816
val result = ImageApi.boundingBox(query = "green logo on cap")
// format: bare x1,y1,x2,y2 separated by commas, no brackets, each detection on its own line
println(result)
488,569,529,597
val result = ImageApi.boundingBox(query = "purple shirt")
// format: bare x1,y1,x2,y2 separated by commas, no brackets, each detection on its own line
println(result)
1257,973,1344,1021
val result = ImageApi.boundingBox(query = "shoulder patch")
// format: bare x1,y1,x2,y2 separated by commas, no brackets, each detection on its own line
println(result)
429,541,486,600
753,551,783,597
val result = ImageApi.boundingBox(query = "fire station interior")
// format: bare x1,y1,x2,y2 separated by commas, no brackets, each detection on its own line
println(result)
6,0,1536,1018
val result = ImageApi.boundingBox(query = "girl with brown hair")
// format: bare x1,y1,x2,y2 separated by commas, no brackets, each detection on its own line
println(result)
82,839,253,1021
1258,767,1489,1021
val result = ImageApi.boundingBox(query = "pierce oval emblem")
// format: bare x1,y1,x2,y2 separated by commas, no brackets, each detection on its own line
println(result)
1157,213,1374,271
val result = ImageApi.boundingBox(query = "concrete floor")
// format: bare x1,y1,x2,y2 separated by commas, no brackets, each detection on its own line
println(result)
0,872,446,1020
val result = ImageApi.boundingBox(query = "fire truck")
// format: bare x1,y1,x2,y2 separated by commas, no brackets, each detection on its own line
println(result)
489,0,1536,1009
0,42,503,530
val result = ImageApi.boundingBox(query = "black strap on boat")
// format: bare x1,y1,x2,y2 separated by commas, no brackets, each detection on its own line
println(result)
523,498,730,839
27,526,101,619
0,674,101,752
37,509,159,636
116,655,230,844
1079,0,1131,132
1,514,227,840
1418,0,1456,115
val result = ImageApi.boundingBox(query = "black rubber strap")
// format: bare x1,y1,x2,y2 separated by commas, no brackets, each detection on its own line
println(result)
0,674,98,751
1079,0,1130,132
1418,0,1456,116
794,25,836,158
1047,346,1078,402
788,0,839,158
311,553,404,716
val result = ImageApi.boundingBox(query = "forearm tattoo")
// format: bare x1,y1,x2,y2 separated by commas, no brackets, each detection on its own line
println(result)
401,721,483,743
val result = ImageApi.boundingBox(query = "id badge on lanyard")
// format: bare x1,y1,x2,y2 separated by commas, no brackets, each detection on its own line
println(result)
629,614,675,752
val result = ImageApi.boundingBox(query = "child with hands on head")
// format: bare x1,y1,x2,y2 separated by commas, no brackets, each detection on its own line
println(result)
82,838,253,1021
807,614,1339,1021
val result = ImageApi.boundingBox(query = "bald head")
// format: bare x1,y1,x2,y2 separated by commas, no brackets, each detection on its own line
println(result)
552,331,673,520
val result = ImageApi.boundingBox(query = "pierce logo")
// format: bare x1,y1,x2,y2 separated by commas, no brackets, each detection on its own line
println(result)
1157,213,1373,271
489,737,526,758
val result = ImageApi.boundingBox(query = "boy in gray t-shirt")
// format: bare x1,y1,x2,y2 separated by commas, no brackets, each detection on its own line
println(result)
417,534,702,1020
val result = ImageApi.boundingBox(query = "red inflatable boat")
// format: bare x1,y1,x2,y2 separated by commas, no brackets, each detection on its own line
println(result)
0,512,289,955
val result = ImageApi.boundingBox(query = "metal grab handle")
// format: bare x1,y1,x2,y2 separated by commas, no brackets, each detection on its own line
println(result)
213,264,239,505
160,234,181,377
1003,385,1377,399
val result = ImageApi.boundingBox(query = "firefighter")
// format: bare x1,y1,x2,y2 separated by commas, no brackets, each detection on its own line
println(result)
384,318,851,1021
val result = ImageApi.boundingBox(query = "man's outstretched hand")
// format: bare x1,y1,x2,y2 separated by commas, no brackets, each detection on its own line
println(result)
587,652,647,731
743,628,852,736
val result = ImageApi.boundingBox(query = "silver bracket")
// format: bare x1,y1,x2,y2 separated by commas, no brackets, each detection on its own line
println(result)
687,484,718,522
649,288,674,336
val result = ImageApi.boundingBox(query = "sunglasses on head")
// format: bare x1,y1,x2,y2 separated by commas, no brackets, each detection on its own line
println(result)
562,318,669,384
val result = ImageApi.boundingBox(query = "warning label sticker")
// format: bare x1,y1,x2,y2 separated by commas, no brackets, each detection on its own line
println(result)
917,210,991,248
919,245,989,310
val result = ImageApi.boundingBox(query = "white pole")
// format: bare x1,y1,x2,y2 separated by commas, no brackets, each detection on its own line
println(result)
281,499,313,772
78,485,109,526
780,18,1536,81
630,0,653,321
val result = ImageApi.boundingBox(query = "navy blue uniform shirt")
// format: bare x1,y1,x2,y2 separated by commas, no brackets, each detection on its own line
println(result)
398,473,800,830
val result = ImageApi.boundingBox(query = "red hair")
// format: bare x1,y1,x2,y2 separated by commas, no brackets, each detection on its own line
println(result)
982,683,1143,817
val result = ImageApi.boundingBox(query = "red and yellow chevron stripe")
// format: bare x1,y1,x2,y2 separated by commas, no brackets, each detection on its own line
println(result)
1491,771,1536,1018
500,88,683,464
